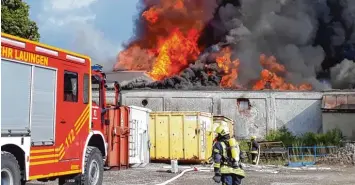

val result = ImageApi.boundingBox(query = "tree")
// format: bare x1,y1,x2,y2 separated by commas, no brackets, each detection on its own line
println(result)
1,0,40,41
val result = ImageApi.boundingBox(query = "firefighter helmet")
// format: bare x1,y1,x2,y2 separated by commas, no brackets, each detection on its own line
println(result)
251,136,256,140
215,125,230,136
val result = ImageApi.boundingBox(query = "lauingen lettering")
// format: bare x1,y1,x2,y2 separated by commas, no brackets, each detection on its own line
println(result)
1,46,49,66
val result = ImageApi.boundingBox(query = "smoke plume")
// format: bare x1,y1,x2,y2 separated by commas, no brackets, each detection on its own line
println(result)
117,0,355,90
330,59,355,89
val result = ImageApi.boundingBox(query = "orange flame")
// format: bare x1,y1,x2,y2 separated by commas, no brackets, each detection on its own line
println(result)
114,45,156,70
216,47,240,88
252,54,312,90
259,54,285,74
214,50,313,90
148,28,200,80
142,7,159,24
116,0,206,80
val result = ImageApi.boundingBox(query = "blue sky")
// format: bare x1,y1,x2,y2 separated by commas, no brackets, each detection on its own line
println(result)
24,0,140,69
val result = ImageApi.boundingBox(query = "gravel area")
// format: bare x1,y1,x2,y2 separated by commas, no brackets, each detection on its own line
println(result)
27,164,355,185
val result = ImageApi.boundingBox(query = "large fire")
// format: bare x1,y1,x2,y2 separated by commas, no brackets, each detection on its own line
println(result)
115,0,313,91
115,0,205,80
147,28,200,80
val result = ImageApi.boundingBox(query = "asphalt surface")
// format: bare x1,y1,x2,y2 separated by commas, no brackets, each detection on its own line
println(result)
27,164,355,185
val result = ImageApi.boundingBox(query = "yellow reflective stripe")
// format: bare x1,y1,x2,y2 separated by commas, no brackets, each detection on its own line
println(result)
220,166,245,177
30,154,58,160
213,149,220,153
30,160,58,166
250,151,258,154
221,142,228,158
214,163,221,168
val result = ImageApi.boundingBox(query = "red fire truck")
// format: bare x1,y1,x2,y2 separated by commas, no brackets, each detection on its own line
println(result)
1,33,130,185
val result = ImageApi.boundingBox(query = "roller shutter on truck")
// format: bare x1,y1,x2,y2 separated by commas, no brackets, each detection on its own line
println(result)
1,59,56,145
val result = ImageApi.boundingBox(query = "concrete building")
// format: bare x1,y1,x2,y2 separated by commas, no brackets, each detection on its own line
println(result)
322,94,355,140
120,90,355,139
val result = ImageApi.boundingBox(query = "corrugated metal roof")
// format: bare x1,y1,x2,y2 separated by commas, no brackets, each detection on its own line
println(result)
322,94,355,112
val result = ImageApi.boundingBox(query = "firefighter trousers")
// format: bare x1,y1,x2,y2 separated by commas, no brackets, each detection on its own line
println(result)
221,174,243,185
251,153,258,164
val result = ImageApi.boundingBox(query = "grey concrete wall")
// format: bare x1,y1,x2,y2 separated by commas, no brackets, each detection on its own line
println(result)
120,90,352,139
322,113,355,140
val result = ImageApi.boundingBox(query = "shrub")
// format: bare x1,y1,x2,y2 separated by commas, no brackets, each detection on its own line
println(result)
265,127,343,147
239,140,250,151
265,126,296,146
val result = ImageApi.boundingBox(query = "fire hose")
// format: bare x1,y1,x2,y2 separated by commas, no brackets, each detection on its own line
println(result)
155,166,213,185
256,146,261,166
155,149,260,185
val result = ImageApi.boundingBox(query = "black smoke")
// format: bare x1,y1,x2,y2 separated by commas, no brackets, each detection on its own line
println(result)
122,0,355,90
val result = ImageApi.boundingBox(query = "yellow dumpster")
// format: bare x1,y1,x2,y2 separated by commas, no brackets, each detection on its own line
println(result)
149,111,213,163
213,115,234,137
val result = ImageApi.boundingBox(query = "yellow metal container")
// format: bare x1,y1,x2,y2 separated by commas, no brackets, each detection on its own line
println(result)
149,111,213,163
213,115,235,137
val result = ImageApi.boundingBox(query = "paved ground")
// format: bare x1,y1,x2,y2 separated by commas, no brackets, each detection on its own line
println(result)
27,164,355,185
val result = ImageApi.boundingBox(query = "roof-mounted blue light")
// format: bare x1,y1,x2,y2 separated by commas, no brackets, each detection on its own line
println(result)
91,64,103,72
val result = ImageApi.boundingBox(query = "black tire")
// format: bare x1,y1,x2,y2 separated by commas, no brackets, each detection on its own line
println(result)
1,151,22,185
81,146,104,185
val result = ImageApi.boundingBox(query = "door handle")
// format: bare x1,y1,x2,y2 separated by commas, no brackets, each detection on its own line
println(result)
60,120,66,124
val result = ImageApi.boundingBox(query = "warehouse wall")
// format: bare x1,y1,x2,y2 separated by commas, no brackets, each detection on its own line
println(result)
120,90,348,139
322,113,355,140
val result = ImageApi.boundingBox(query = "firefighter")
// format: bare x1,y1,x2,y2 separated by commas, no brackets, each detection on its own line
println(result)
212,125,245,185
249,136,259,165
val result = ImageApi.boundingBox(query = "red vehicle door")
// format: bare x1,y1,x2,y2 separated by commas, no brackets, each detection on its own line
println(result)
57,65,88,161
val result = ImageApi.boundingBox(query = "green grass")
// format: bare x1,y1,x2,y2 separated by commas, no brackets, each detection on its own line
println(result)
238,127,343,165
265,126,343,147
264,126,342,164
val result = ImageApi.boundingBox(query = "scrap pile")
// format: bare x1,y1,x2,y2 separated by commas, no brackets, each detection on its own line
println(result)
317,142,355,166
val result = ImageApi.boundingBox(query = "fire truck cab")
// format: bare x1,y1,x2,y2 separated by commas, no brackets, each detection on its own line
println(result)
1,33,112,185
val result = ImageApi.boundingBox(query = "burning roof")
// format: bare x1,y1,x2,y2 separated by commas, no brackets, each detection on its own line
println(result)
114,0,355,91
105,71,153,88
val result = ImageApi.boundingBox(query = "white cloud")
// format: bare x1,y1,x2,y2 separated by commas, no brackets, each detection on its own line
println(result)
39,0,97,28
47,15,96,27
49,0,97,11
72,23,122,71
36,0,122,71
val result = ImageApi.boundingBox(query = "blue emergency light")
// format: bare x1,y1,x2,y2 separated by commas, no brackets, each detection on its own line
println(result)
91,64,103,72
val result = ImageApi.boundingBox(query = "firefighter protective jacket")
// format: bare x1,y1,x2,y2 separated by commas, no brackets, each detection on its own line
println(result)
212,140,245,177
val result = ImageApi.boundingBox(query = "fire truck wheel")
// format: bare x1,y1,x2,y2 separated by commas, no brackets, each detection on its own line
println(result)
81,146,103,185
1,151,22,185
